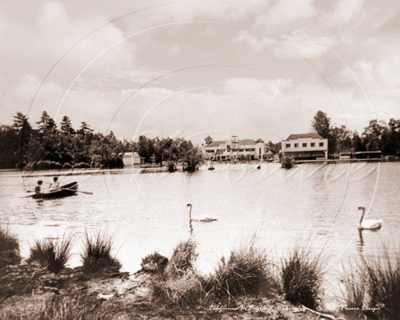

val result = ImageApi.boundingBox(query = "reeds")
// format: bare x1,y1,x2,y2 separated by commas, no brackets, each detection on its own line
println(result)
281,239,325,309
206,238,272,299
0,225,21,269
147,239,205,305
165,239,198,278
28,234,75,273
81,230,121,274
341,248,400,319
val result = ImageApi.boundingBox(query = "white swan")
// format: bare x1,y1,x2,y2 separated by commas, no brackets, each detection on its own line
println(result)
187,204,217,222
357,206,382,230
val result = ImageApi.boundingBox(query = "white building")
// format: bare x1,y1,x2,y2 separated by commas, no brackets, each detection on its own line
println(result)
204,136,265,161
122,152,144,166
281,133,328,160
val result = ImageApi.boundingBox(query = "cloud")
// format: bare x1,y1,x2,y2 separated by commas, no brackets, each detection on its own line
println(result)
233,29,334,59
255,0,316,29
232,31,277,52
330,0,365,25
279,30,334,59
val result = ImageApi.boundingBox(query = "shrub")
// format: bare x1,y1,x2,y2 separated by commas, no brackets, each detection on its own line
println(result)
0,225,21,269
166,161,176,173
183,147,204,172
28,234,75,273
281,240,325,309
281,155,293,169
165,239,198,278
81,231,121,274
205,237,272,299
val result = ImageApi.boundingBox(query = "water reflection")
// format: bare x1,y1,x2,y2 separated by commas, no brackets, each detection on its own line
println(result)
357,229,364,253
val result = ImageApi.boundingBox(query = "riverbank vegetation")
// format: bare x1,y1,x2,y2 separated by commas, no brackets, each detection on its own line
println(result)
0,111,203,171
0,225,21,269
341,248,400,320
81,231,121,275
0,229,398,319
27,234,75,273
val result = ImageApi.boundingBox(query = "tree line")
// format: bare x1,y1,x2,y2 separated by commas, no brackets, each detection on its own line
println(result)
310,110,400,157
0,111,203,171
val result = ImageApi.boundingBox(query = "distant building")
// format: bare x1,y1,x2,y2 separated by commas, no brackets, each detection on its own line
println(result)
204,136,265,161
281,133,328,160
122,152,144,166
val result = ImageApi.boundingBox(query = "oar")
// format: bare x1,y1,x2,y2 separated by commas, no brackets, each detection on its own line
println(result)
60,188,93,195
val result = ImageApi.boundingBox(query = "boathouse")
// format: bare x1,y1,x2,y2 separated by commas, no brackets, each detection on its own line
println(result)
281,133,328,160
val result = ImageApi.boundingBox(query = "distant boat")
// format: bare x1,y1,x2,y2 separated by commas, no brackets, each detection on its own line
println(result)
31,181,78,200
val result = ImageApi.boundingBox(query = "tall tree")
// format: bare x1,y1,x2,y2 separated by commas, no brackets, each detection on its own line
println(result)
310,110,331,139
77,122,93,135
204,135,213,145
60,115,75,134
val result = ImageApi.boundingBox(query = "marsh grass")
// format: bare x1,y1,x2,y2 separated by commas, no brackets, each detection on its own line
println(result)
342,248,400,319
147,239,206,305
281,239,326,309
28,234,74,273
81,231,121,274
165,239,198,278
340,259,366,309
0,225,21,269
205,235,273,300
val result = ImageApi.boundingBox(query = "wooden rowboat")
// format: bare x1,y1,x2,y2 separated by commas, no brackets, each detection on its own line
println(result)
31,181,78,200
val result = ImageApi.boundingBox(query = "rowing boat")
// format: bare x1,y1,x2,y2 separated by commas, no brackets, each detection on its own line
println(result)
31,181,78,199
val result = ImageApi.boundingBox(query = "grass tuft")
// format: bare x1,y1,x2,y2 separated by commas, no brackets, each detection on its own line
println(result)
81,230,121,274
340,258,366,309
165,239,198,278
281,239,325,309
0,225,21,269
28,234,74,273
205,235,273,299
147,239,205,305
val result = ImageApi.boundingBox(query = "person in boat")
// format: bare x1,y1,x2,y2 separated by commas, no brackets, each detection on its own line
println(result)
49,177,60,192
35,180,43,194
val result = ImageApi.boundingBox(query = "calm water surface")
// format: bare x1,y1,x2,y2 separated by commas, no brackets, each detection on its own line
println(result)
1,162,399,296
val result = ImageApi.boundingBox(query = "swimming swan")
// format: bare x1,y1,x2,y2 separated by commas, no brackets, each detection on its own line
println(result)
187,204,217,222
357,206,382,230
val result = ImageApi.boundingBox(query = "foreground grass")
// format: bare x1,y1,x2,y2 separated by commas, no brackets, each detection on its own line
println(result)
281,239,326,310
81,230,121,274
205,236,273,300
28,234,75,273
342,248,400,319
0,225,21,269
0,295,113,320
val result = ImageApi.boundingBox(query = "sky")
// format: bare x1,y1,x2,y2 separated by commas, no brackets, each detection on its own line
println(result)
0,0,399,144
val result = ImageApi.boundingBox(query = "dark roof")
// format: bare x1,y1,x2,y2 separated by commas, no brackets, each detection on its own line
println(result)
285,133,323,140
206,139,257,147
238,139,256,146
207,140,226,147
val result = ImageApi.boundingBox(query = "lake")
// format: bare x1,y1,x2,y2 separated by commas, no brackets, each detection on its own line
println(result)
1,162,399,292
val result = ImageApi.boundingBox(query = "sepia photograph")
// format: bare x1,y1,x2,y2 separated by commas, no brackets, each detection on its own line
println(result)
0,0,399,319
